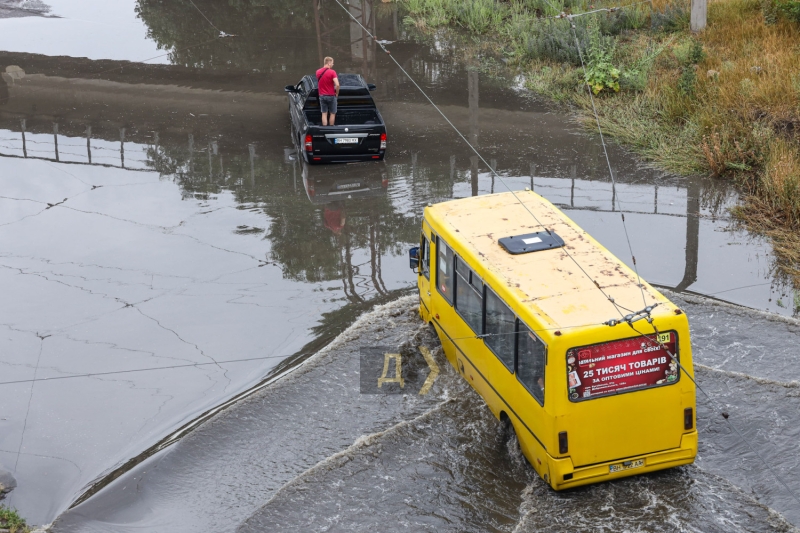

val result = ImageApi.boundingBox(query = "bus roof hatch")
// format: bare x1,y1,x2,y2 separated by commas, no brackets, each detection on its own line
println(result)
498,231,565,255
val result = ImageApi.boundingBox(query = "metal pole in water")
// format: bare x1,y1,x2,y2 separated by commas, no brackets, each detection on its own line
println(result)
490,158,497,194
208,142,213,182
676,179,700,291
53,123,59,162
530,163,536,191
654,183,658,214
120,128,125,168
188,134,194,177
249,143,256,187
86,125,92,164
571,164,576,207
20,119,26,158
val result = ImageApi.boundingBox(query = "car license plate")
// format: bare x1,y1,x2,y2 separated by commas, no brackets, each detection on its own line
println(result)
609,459,644,473
337,183,361,190
334,138,358,144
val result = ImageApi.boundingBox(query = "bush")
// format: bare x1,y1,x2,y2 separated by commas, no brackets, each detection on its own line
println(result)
607,3,651,34
776,0,800,22
762,0,779,23
673,38,704,95
584,25,620,94
511,19,589,66
651,1,690,32
0,505,29,533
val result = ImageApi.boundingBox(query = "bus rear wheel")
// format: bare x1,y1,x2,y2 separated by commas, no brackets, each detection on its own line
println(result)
499,413,515,445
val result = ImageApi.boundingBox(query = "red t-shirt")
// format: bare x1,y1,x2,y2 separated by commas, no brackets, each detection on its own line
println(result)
316,67,337,96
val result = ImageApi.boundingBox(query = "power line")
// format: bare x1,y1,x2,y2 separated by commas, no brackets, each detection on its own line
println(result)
0,352,303,386
629,321,800,509
186,0,234,37
347,0,800,509
333,0,633,321
561,9,800,509
567,19,648,308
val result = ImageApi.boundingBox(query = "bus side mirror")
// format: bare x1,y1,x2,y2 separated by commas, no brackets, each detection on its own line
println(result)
409,247,419,270
284,85,298,93
367,83,376,91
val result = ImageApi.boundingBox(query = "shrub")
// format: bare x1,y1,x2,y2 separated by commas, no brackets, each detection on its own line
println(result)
673,38,704,95
776,0,800,22
0,505,29,533
583,25,620,94
651,1,690,32
512,19,589,66
762,0,779,23
607,3,651,33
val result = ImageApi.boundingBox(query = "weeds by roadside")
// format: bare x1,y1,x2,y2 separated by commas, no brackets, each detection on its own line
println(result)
401,0,800,285
0,505,30,533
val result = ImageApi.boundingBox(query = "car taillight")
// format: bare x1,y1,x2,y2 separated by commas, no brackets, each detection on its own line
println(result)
684,407,693,430
558,431,568,454
380,133,386,150
305,135,313,152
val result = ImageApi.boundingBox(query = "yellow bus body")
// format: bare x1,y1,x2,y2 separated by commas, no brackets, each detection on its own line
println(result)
415,191,697,490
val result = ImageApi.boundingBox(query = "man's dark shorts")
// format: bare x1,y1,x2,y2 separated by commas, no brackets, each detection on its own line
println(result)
320,95,337,114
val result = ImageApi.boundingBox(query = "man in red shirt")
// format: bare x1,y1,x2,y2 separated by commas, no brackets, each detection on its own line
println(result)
316,56,340,126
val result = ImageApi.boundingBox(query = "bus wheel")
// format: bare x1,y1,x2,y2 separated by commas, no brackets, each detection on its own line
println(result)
500,413,515,444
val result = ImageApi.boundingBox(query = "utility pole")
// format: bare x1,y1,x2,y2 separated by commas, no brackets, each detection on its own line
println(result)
691,0,706,31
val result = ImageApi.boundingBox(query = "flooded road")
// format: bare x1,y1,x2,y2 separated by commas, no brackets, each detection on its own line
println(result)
0,0,798,530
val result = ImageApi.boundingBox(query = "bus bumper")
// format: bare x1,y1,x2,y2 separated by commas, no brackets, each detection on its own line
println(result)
548,431,698,490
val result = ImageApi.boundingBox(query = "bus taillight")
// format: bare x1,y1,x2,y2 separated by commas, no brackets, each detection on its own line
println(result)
558,431,568,454
305,135,313,152
684,407,693,430
380,133,386,149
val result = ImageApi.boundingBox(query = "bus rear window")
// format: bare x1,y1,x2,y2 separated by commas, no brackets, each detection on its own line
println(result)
566,331,679,402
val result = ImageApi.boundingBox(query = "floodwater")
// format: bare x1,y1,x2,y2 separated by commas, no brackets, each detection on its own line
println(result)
0,0,798,530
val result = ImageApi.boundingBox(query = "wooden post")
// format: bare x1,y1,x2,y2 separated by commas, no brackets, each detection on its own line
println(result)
691,0,706,32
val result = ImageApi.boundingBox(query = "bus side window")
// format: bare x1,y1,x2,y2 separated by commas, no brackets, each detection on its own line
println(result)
420,234,430,280
484,289,515,371
517,322,546,405
454,257,483,334
436,237,454,303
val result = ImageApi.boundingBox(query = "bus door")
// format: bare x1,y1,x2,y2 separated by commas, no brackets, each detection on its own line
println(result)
418,223,433,321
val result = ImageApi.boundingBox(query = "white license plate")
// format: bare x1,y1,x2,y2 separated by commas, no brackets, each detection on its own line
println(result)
609,459,644,473
337,183,361,190
334,138,358,144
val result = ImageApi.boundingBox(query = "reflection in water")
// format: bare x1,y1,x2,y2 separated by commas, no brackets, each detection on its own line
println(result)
0,0,797,526
676,178,700,291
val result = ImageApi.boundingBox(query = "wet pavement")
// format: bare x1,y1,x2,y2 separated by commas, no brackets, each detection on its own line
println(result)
1,0,799,530
52,294,800,532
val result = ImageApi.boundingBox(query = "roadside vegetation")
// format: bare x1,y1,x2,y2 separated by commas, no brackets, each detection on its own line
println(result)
0,505,30,533
400,0,800,284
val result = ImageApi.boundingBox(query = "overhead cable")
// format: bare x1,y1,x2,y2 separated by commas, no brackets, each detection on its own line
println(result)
333,0,634,320
629,321,800,509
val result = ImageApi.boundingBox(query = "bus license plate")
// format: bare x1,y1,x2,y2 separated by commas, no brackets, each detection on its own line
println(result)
609,459,644,473
335,138,358,144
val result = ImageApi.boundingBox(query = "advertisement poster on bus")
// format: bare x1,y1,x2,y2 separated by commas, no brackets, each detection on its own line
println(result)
566,331,679,401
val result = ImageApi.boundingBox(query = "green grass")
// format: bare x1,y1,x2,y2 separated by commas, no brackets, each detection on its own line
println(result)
0,505,30,533
401,0,800,285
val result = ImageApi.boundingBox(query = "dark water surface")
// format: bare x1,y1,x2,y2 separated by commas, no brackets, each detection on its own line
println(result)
0,0,798,530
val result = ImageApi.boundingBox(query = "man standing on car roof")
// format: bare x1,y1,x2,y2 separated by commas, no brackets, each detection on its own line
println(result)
316,57,340,127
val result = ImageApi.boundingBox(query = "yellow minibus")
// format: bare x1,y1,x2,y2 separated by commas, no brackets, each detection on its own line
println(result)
409,191,697,489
